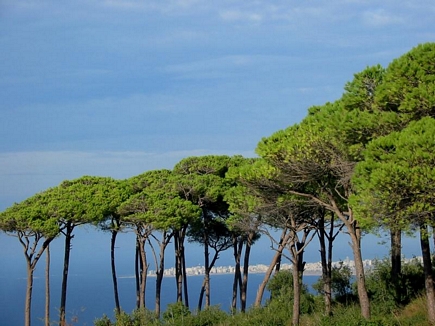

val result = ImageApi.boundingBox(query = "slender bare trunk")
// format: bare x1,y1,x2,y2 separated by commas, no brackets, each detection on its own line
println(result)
155,232,171,318
17,233,53,326
232,237,243,311
25,261,33,326
138,237,148,308
318,216,332,315
45,245,50,326
420,223,435,324
240,233,253,312
349,223,370,319
290,230,308,326
291,257,301,326
198,249,220,310
390,228,402,304
59,223,74,326
111,230,121,314
330,200,370,320
181,239,189,308
174,233,183,303
174,227,189,307
327,216,336,303
155,260,164,317
135,238,140,308
204,235,210,308
255,229,288,307
255,251,281,306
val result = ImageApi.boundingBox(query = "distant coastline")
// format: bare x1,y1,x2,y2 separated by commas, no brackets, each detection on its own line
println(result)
134,256,423,278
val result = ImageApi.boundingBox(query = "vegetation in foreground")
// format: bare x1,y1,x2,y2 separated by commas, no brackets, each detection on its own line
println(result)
95,258,432,326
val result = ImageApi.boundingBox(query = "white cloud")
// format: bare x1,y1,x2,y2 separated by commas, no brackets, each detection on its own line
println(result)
162,54,300,80
362,9,403,27
99,0,207,14
219,10,262,22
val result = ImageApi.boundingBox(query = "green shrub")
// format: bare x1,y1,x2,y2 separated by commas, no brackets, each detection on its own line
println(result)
312,261,354,304
364,257,425,313
163,302,191,325
94,308,160,326
94,314,113,326
225,304,291,326
191,306,228,326
266,269,316,314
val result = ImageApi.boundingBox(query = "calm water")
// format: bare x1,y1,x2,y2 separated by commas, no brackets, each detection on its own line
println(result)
0,271,320,325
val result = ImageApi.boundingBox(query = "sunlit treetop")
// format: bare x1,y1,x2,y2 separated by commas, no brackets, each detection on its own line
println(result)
352,117,435,228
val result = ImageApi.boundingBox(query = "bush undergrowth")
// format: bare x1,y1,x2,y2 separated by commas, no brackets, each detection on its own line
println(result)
95,259,429,325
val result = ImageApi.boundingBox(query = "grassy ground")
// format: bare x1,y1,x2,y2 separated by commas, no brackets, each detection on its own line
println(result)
95,295,430,326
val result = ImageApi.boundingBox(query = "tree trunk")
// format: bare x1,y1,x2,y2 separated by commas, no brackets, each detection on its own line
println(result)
330,200,370,320
420,223,435,324
240,233,253,313
390,227,402,304
155,232,171,318
198,248,220,310
327,216,335,304
318,216,332,316
181,238,189,308
255,251,281,306
289,229,307,326
138,237,148,308
204,232,210,308
255,229,288,307
349,222,370,320
25,260,34,326
135,238,140,309
45,245,50,326
111,229,121,314
17,232,53,326
231,237,243,311
291,257,301,326
155,269,163,317
59,222,74,326
198,280,206,312
174,233,183,303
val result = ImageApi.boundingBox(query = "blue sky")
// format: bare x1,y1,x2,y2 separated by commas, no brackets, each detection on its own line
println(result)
2,0,434,208
0,1,434,263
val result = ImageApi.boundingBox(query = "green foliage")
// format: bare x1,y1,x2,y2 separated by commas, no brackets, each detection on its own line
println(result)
342,64,385,113
119,169,201,231
163,302,191,324
312,261,353,302
94,308,160,326
94,296,433,326
267,269,294,298
163,306,228,326
266,270,316,315
49,176,124,228
364,258,425,312
376,43,435,124
310,303,391,326
230,305,291,326
188,307,228,326
0,188,60,238
352,117,435,228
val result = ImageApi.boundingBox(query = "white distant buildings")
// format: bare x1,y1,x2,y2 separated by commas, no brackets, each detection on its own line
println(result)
147,256,422,277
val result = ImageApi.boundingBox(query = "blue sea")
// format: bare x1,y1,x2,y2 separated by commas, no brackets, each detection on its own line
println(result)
0,271,320,325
